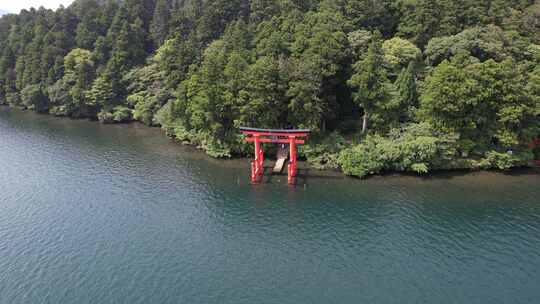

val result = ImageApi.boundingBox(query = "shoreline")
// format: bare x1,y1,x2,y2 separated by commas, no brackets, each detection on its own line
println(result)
1,105,538,181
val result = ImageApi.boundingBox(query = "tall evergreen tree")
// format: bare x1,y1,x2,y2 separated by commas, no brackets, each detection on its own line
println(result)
394,62,418,122
348,33,390,133
414,0,442,48
150,0,172,47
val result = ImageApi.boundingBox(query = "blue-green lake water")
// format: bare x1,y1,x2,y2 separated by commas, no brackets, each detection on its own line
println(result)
1,107,540,304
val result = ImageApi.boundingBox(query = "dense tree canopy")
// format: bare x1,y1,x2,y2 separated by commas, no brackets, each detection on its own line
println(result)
0,0,538,176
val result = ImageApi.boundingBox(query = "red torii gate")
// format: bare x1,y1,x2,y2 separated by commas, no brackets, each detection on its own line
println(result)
240,127,310,185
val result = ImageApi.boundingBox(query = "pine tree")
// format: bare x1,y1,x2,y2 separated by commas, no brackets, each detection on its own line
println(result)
348,33,390,133
344,0,400,37
394,62,418,122
414,0,442,48
240,55,289,128
74,0,101,49
150,0,172,47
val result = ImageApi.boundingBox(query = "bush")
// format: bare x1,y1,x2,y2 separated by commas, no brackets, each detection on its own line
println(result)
48,74,74,116
338,123,459,178
479,150,530,170
97,110,114,123
127,90,171,126
132,97,155,125
21,85,48,112
154,101,232,157
6,93,21,108
338,138,384,177
98,106,133,123
304,132,347,170
112,106,132,122
154,101,174,130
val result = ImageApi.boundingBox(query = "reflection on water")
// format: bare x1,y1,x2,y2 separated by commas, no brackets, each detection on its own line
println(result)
1,107,539,304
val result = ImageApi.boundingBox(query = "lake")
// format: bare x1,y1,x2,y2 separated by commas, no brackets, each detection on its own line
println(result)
1,106,539,304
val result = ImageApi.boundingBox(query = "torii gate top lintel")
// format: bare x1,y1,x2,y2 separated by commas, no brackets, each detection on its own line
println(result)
239,127,311,137
240,127,310,185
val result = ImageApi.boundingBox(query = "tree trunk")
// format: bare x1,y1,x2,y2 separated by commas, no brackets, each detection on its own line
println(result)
361,112,368,134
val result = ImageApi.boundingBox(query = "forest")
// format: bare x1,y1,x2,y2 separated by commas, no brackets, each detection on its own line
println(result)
0,0,539,177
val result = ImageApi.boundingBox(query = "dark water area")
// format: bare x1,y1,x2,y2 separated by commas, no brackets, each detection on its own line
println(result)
1,107,540,304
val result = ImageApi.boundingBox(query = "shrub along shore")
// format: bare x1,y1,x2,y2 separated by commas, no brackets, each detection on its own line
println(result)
0,0,539,178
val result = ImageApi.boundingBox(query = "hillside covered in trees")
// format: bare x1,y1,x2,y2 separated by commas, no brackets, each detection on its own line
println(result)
0,0,539,177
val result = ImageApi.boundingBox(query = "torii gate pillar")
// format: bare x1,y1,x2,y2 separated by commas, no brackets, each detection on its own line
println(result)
288,136,298,185
251,135,264,182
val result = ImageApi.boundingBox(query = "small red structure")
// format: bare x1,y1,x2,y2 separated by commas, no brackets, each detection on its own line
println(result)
240,127,310,185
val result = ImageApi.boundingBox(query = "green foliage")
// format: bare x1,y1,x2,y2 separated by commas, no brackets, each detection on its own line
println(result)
303,132,347,170
420,57,539,153
0,0,537,174
520,1,540,43
112,106,132,122
343,0,400,37
237,56,290,128
48,76,74,116
50,48,96,117
21,84,48,112
339,123,459,178
348,33,393,133
413,0,442,48
86,73,116,110
382,37,421,69
98,106,132,123
424,25,522,66
125,60,172,125
338,139,384,178
155,36,198,89
150,0,171,47
479,150,529,170
287,6,350,130
393,62,418,121
6,93,21,108
347,29,372,57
